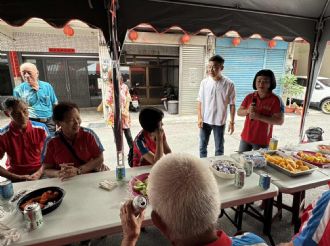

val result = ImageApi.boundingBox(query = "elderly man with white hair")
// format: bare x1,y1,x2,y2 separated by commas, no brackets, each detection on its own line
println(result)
13,62,58,135
120,153,268,246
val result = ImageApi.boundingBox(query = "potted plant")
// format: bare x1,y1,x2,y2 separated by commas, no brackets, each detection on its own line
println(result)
280,74,304,113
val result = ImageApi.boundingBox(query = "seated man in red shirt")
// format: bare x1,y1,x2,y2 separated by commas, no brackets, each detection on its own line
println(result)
0,97,48,181
132,107,171,167
120,153,267,246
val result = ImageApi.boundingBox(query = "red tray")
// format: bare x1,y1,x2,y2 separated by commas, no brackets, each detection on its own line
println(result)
293,151,330,168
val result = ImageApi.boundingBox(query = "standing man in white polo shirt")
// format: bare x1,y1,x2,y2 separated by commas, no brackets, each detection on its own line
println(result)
197,55,236,158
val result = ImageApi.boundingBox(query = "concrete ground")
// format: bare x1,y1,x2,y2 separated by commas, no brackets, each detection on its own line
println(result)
0,107,329,245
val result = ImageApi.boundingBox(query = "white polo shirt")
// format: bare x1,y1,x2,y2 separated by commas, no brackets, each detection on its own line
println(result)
197,76,236,126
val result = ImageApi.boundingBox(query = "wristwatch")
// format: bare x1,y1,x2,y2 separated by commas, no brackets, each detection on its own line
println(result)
77,167,83,175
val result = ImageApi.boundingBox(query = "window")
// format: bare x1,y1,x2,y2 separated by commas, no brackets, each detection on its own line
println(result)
0,54,13,96
87,60,101,98
296,78,307,87
318,78,330,87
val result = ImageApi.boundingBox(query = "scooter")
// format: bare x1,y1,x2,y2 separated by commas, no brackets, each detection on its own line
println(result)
161,85,177,111
129,83,140,112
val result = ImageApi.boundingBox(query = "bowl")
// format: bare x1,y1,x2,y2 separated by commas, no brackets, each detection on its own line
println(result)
17,186,65,215
209,160,237,179
129,173,149,197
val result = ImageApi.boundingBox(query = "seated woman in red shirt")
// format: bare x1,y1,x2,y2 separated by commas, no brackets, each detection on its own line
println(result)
237,69,284,152
132,107,171,167
42,102,106,180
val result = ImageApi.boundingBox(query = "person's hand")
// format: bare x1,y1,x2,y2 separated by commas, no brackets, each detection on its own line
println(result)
247,104,255,115
197,117,203,128
120,200,145,245
249,111,260,120
228,122,234,135
59,163,77,181
29,168,43,180
10,174,33,182
155,127,164,141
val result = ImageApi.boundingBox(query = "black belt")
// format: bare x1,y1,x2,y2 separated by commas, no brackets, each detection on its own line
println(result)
29,117,51,123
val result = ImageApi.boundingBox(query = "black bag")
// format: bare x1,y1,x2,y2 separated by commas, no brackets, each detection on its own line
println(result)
304,127,324,142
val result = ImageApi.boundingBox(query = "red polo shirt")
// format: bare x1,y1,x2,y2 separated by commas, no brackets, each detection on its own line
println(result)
41,127,104,169
240,92,284,146
133,130,168,167
206,231,232,246
0,121,48,175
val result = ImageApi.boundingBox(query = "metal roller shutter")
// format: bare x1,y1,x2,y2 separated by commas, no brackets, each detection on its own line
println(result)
179,45,205,115
216,38,288,106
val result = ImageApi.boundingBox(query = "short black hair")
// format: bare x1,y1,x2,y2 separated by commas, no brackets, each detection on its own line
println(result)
53,102,80,122
209,55,225,65
1,97,26,111
253,69,277,91
139,107,164,133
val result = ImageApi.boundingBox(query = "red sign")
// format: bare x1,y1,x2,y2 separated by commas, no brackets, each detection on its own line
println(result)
9,51,20,77
48,48,75,53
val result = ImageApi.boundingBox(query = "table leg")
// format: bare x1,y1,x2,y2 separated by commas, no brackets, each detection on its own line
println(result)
263,198,275,246
235,205,244,231
292,192,303,233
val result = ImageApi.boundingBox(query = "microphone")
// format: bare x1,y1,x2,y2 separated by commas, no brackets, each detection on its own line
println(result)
250,97,257,121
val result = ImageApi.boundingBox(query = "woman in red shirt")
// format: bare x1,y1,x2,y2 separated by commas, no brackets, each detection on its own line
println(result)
237,69,284,152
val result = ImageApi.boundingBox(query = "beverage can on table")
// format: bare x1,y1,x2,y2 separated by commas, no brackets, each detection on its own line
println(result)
132,195,148,215
259,173,271,190
269,138,278,150
116,165,126,181
23,203,44,230
234,169,245,188
244,160,253,177
0,179,14,199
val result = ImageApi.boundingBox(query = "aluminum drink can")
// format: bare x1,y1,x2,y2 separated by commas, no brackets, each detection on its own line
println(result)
23,203,44,230
259,174,271,190
0,179,14,199
269,138,278,150
234,169,245,188
132,195,148,215
244,160,254,177
116,165,126,181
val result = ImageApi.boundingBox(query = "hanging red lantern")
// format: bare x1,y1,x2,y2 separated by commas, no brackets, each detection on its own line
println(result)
181,34,191,44
232,37,241,47
128,30,138,41
63,25,74,37
268,40,277,48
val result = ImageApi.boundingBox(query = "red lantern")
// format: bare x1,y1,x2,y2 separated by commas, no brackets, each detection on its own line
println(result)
128,30,138,41
268,40,277,48
232,37,241,47
63,25,74,37
181,34,191,44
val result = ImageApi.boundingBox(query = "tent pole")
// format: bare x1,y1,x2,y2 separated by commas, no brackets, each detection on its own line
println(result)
107,0,124,165
298,0,330,142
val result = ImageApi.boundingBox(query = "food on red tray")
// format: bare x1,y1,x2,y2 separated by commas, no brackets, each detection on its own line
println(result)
297,151,330,164
265,154,310,172
20,190,59,210
133,179,148,196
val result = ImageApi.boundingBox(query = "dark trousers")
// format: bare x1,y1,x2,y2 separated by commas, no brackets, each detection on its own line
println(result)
199,123,225,158
30,117,56,136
